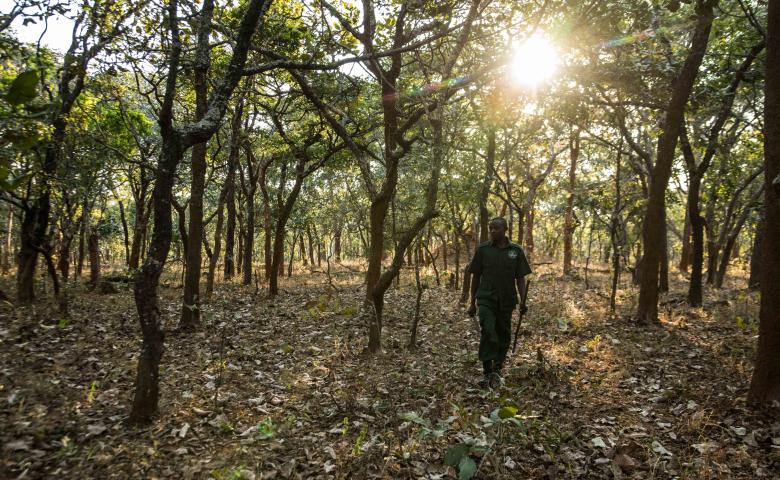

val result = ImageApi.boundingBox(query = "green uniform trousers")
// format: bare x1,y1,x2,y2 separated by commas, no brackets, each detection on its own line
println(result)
477,300,513,364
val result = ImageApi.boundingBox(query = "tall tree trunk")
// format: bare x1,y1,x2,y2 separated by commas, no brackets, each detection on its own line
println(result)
58,235,72,281
333,223,342,263
242,195,254,285
659,208,669,293
206,189,226,297
287,231,295,277
687,173,705,306
224,166,237,280
525,205,535,257
180,1,214,329
368,112,443,351
748,0,780,405
299,233,307,266
563,130,579,275
636,0,714,324
118,200,131,267
76,208,86,278
306,225,315,266
88,227,100,286
130,0,269,424
269,160,305,296
478,126,496,242
609,148,622,312
2,205,13,274
679,202,692,272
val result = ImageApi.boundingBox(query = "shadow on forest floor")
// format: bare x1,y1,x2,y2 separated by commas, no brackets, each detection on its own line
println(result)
0,261,777,479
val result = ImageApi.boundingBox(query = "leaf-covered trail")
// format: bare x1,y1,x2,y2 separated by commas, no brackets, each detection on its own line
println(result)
1,266,777,479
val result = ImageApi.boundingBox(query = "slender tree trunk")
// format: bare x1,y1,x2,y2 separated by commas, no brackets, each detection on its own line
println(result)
224,167,237,280
679,202,692,272
688,174,705,306
478,126,496,242
563,130,579,275
58,235,72,281
748,0,780,404
609,149,622,312
636,0,714,323
333,224,342,263
206,189,227,297
118,200,130,267
748,215,762,290
76,208,86,278
242,196,254,285
306,225,315,266
525,205,535,258
88,227,100,286
2,205,13,274
659,208,669,293
715,188,763,288
287,231,295,277
180,6,214,329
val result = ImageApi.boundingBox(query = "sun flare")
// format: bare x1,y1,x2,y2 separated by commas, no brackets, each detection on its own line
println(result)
509,35,560,88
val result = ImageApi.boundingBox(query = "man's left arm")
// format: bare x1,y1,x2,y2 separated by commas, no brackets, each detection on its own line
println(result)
516,277,528,314
514,247,532,314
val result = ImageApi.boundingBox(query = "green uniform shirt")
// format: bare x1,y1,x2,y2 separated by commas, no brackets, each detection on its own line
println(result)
470,240,532,310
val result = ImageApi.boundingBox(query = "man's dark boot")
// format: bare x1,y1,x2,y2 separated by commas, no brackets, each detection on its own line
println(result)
488,361,504,388
478,360,493,388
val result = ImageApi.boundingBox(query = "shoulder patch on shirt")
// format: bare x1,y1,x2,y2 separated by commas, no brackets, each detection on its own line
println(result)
507,250,518,259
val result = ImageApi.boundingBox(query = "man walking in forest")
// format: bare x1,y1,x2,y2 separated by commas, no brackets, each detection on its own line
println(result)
467,217,532,388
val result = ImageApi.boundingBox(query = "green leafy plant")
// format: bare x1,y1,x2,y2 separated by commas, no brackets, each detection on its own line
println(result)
444,443,478,480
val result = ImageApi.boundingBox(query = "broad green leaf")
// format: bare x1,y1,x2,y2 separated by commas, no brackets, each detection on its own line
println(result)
444,443,470,467
6,70,39,105
498,406,518,419
398,411,430,427
458,456,478,480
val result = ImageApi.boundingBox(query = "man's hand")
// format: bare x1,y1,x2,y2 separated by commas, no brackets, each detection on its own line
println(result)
467,303,477,317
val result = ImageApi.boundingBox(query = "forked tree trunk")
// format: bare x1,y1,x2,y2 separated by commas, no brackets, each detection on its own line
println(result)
715,187,763,288
130,0,268,424
269,159,305,296
636,0,714,323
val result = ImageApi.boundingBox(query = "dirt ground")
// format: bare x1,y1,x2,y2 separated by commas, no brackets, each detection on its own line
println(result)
1,262,778,479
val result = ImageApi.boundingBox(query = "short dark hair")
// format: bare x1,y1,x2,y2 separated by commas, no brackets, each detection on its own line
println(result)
489,217,508,228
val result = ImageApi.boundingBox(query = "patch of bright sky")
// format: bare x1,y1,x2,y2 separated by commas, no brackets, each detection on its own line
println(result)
1,0,75,53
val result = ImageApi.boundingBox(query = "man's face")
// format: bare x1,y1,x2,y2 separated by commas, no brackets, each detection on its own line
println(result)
488,221,507,243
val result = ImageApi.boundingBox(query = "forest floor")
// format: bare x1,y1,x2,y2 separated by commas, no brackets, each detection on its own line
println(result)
0,261,778,479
